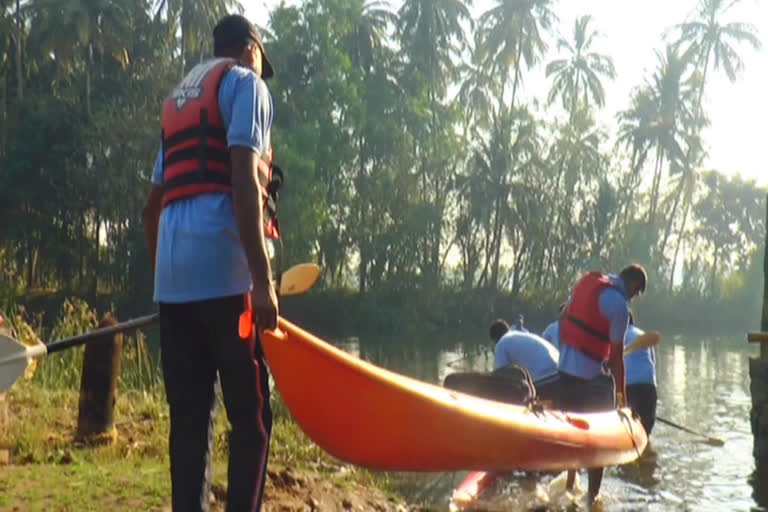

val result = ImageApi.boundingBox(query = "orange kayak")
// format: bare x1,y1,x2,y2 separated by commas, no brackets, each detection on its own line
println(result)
261,318,648,472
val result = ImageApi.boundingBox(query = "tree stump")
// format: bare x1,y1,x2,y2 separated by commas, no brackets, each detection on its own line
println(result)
75,313,123,444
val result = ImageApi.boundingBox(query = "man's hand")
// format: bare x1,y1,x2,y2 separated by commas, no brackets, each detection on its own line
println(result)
608,342,627,408
251,282,278,330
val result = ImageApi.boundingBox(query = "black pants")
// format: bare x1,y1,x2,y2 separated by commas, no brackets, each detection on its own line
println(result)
160,295,272,512
556,372,615,413
627,383,657,435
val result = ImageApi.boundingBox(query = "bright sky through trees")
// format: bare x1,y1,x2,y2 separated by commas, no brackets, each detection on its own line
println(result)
245,0,768,184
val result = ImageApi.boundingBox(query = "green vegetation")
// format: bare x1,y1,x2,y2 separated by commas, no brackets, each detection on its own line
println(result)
0,300,403,510
0,0,764,339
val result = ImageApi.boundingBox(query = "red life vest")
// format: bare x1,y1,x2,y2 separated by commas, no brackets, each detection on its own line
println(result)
160,58,281,239
560,271,625,362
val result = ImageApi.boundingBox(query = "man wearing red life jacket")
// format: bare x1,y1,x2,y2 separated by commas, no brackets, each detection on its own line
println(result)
142,14,278,512
557,264,647,505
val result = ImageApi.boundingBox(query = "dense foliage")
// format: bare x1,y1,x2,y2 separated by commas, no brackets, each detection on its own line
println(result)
0,0,764,334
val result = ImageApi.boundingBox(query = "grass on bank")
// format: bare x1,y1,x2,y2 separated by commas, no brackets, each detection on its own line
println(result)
0,298,403,511
0,379,402,511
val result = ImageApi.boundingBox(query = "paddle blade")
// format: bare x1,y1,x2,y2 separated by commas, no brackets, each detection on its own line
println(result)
0,335,42,392
280,263,320,296
239,293,253,340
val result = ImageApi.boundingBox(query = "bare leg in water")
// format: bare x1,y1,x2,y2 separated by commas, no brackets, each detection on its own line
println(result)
566,467,604,503
587,467,604,503
566,469,576,490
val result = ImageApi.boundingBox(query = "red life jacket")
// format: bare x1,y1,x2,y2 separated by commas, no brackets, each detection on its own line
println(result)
160,58,281,239
560,271,625,362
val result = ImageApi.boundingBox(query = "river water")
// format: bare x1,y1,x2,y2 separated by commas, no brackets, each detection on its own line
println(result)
337,331,767,511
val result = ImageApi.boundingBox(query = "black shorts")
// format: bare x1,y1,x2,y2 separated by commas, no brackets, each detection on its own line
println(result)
556,371,615,413
627,383,657,435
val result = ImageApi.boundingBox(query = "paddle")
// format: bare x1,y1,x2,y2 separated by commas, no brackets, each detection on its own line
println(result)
0,262,321,393
657,416,725,446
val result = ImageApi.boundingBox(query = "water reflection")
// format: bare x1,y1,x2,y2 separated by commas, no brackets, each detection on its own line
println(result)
342,331,762,510
615,445,660,489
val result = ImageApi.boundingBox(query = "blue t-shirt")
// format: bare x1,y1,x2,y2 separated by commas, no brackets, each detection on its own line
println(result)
625,325,657,386
151,62,273,303
541,320,560,350
495,329,559,381
558,275,630,379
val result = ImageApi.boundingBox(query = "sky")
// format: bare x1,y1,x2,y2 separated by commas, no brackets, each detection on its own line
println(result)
243,0,768,185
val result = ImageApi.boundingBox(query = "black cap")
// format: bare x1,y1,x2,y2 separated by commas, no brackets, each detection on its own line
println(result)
213,14,274,79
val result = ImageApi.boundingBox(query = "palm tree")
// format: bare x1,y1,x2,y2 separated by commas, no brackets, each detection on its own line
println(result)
398,0,472,98
545,14,616,120
665,161,699,290
398,0,471,285
462,107,542,290
343,0,395,74
617,44,698,232
666,0,761,288
476,0,556,111
526,106,605,290
14,0,22,100
28,0,131,118
0,1,11,155
344,0,397,293
154,0,238,76
674,0,761,119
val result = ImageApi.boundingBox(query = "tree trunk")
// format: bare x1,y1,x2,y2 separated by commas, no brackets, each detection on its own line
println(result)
25,239,33,290
545,152,570,275
356,131,367,294
648,148,665,228
710,246,719,299
15,0,23,101
1,74,6,156
92,216,101,296
668,194,692,292
79,214,87,288
489,194,505,290
179,8,187,78
509,39,523,112
661,175,684,259
695,47,712,123
569,69,581,124
85,43,93,119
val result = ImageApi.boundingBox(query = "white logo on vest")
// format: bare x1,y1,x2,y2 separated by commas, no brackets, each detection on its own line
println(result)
170,59,228,109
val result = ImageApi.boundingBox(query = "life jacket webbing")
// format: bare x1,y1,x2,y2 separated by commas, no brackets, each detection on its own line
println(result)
563,314,611,342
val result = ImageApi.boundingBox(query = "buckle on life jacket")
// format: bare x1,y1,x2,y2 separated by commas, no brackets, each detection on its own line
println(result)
267,164,284,200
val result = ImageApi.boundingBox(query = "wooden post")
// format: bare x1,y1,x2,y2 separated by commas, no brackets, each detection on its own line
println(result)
75,313,123,444
762,193,768,361
752,193,768,461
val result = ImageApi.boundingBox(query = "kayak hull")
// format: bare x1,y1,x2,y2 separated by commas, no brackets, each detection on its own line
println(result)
261,318,647,472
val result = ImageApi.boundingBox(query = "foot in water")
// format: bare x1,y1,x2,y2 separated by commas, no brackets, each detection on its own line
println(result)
587,492,605,511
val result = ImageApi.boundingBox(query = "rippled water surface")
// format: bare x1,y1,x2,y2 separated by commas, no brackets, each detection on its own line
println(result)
337,331,767,511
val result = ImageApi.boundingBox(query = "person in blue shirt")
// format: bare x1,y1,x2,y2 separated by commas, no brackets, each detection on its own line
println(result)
557,264,648,504
489,318,559,381
142,14,277,512
541,301,566,350
625,314,660,436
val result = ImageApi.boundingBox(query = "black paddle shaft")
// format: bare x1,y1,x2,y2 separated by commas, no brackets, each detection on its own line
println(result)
46,313,160,355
